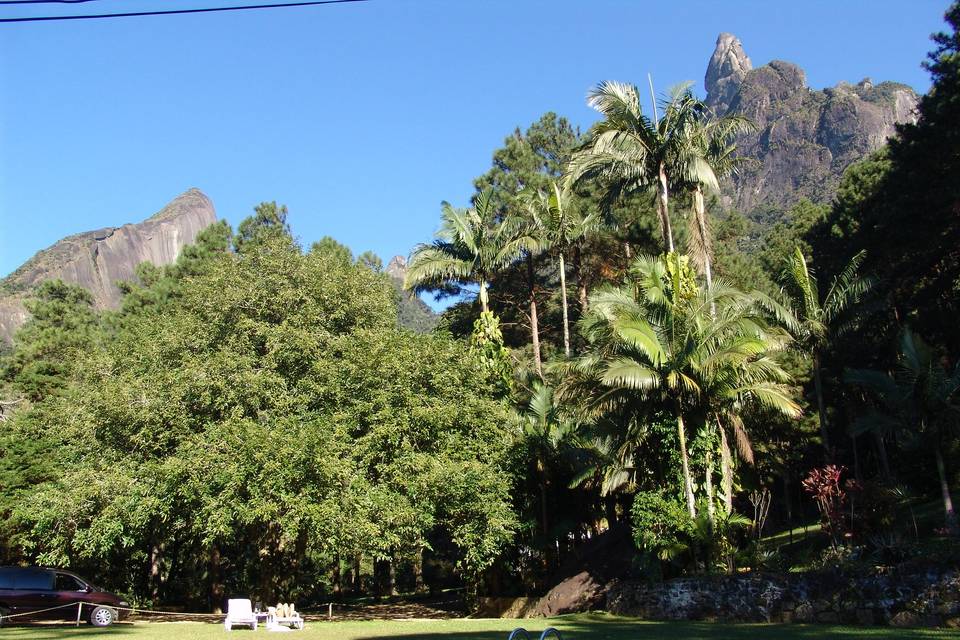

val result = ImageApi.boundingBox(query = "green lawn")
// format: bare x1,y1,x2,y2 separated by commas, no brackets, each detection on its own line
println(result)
3,613,959,640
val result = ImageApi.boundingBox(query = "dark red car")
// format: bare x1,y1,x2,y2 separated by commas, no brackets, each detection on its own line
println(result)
0,566,127,626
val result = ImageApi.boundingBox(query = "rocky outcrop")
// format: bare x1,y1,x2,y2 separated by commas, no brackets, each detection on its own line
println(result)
0,188,217,345
705,34,918,220
477,528,636,619
705,32,753,114
386,255,439,333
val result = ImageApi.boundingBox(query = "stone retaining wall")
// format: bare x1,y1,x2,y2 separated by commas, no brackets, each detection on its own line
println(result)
606,568,960,627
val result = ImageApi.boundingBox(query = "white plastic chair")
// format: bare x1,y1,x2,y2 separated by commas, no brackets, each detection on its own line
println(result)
224,598,257,631
268,604,305,630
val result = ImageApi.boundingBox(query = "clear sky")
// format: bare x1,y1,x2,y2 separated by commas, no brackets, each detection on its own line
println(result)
0,0,949,279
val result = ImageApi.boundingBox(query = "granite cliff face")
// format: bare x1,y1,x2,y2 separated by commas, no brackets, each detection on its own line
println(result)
705,33,918,219
0,188,217,344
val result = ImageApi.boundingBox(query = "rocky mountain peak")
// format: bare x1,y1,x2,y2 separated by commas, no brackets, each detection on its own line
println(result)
705,32,753,112
0,189,217,344
148,187,215,222
705,35,918,218
386,255,408,281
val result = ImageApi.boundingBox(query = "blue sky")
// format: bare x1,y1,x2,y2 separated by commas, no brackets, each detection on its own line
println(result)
0,0,949,280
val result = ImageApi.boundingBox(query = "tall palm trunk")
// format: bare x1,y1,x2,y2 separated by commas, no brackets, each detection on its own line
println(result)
935,446,959,535
478,280,490,314
677,414,697,519
573,244,589,312
558,252,570,357
812,352,831,457
719,425,734,516
705,448,716,527
693,185,716,317
657,163,675,253
526,256,543,377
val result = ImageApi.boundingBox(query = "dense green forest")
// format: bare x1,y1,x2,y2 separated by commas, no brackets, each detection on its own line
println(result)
1,3,959,612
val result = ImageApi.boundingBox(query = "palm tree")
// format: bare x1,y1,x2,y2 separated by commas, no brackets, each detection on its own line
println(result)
559,253,798,519
565,82,716,254
783,248,872,457
845,329,960,536
404,190,512,314
702,339,800,519
673,95,754,305
515,382,577,537
502,200,551,377
521,183,600,357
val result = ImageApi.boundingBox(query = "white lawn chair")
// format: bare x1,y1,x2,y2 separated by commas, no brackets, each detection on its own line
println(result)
268,604,305,630
224,598,258,631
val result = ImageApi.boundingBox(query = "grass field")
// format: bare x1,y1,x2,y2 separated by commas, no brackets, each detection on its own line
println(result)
3,613,960,640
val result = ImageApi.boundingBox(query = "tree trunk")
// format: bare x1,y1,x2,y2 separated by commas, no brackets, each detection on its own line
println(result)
332,555,342,598
705,448,716,527
353,555,362,594
388,556,398,597
209,544,224,614
719,426,734,516
693,185,716,317
657,164,675,253
677,415,697,519
414,548,427,594
604,494,617,529
526,256,543,377
558,252,570,357
813,353,831,458
479,280,489,314
782,470,794,546
573,244,589,312
935,447,959,535
149,541,163,604
624,241,632,260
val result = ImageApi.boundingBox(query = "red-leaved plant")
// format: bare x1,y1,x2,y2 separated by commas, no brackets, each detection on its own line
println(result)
802,465,852,548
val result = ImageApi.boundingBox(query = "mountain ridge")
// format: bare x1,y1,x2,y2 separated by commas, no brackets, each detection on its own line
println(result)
705,33,918,219
0,189,217,345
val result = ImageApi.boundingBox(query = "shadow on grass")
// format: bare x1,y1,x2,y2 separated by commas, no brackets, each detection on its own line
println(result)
0,622,138,640
352,613,960,640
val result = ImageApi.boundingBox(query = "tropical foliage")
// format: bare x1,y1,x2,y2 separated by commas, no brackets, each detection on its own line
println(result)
2,0,960,610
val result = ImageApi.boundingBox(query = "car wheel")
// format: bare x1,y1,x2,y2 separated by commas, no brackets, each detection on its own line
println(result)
89,606,116,627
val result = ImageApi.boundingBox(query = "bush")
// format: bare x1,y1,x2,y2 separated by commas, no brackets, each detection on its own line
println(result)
630,490,691,576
